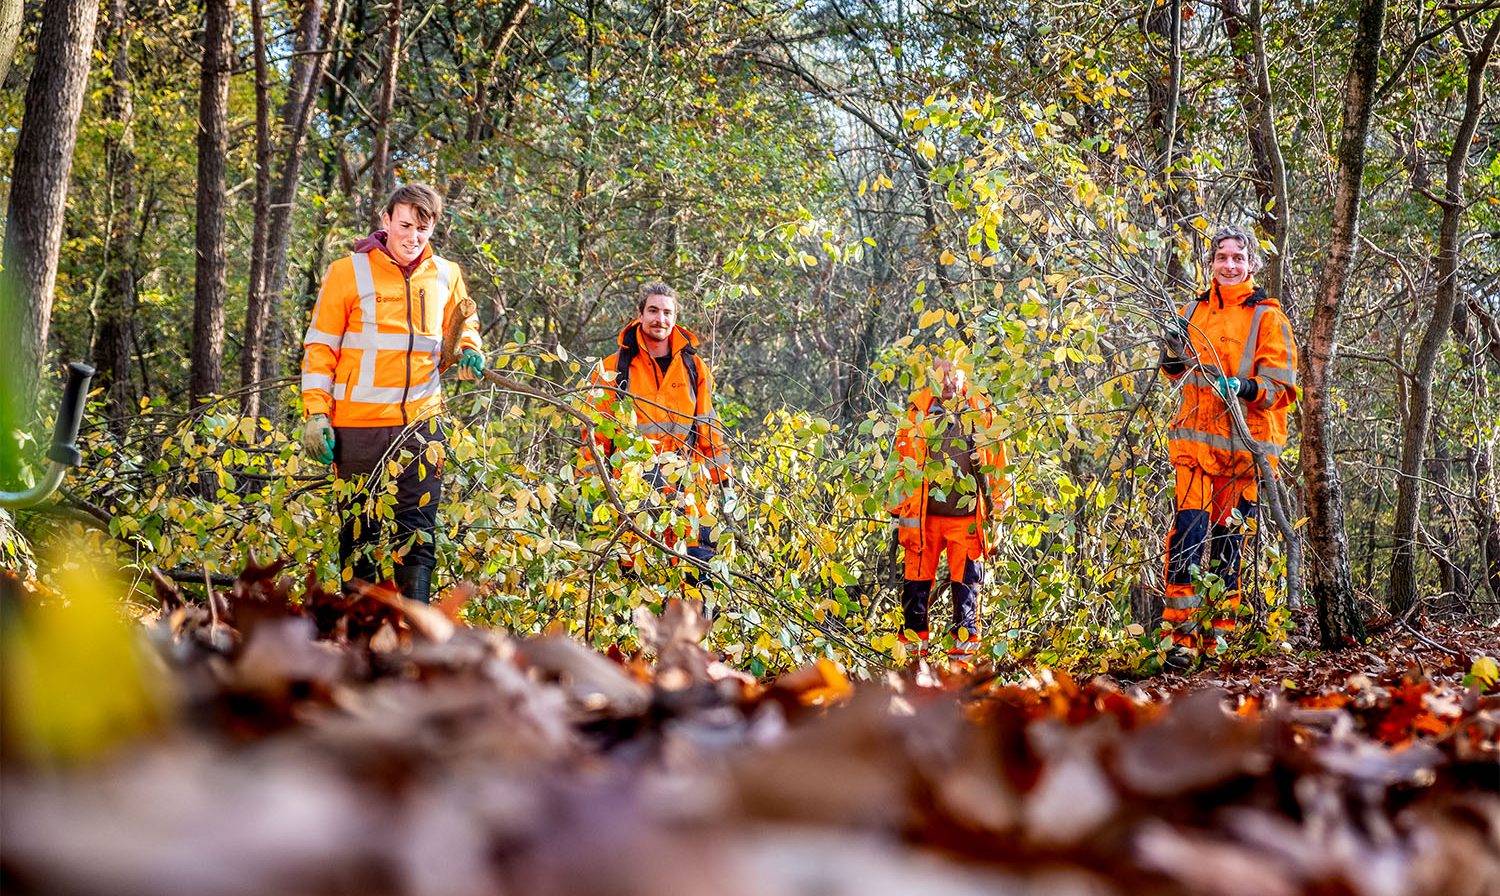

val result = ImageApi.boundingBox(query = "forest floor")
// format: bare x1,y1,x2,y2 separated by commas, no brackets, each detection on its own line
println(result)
1,563,1497,896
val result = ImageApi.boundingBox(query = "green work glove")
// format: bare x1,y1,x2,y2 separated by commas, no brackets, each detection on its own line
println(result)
1214,375,1257,403
458,348,485,381
301,414,335,465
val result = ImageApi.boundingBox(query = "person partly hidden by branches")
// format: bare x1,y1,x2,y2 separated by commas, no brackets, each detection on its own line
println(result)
297,183,486,603
1158,225,1298,670
578,282,737,589
886,350,1013,668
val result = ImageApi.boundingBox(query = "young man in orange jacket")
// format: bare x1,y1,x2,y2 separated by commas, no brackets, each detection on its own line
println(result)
581,282,735,582
887,356,1011,666
299,183,483,603
1158,225,1298,669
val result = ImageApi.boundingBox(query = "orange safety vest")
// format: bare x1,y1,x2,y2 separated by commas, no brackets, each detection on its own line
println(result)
1165,278,1298,477
301,243,480,427
887,387,1011,556
582,322,732,490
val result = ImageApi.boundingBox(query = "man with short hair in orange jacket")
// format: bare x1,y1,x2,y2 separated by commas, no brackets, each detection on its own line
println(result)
581,282,734,580
299,183,483,603
1158,225,1298,668
887,355,1011,665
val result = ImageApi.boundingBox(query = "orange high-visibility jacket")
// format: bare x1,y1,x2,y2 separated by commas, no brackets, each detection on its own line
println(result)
1164,278,1298,477
581,322,732,490
887,387,1012,556
301,243,481,427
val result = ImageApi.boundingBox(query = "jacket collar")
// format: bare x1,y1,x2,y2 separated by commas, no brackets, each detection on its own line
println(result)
913,386,980,414
617,321,700,357
354,230,433,276
1200,277,1263,308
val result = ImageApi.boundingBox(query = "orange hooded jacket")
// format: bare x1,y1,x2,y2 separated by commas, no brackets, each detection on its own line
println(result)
301,238,481,428
580,322,732,493
1164,278,1298,477
886,387,1011,557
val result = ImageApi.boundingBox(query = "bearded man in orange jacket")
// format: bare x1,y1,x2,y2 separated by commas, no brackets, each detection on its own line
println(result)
887,355,1011,665
581,282,735,583
1158,225,1298,669
299,183,483,603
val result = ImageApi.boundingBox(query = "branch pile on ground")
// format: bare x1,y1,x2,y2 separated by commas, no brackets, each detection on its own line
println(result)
2,562,1497,896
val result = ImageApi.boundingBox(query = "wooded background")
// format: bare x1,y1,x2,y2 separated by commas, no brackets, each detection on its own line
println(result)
1,0,1496,674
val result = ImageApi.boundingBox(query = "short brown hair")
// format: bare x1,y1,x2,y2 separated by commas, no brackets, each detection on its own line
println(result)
637,281,677,312
384,183,443,226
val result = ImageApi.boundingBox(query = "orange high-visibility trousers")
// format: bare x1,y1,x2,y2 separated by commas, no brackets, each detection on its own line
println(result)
1162,465,1257,648
900,513,984,643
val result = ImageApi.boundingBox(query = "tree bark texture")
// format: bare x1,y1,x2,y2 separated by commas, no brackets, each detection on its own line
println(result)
1301,0,1385,648
1223,0,1292,301
190,0,233,403
93,0,139,427
368,0,403,226
0,0,101,479
1387,15,1500,616
0,0,22,87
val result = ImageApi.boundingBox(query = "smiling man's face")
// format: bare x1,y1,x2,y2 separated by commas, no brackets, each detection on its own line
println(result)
381,203,434,266
638,291,677,345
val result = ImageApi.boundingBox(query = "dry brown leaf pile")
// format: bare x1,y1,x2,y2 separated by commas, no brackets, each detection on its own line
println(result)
2,563,1497,896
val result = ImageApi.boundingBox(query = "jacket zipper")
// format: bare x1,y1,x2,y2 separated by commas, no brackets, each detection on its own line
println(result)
400,269,414,426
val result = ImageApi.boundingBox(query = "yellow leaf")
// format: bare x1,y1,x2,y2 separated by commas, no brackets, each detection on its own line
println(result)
418,491,431,508
1471,655,1499,688
3,540,165,762
939,249,957,266
917,308,945,330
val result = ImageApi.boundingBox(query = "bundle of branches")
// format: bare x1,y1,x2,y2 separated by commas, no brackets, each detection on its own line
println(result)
1,562,1496,896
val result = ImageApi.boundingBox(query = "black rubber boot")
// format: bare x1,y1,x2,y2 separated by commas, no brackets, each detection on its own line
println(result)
392,563,434,604
1164,646,1196,673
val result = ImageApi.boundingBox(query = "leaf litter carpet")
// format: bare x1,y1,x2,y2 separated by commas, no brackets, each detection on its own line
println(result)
1,561,1497,896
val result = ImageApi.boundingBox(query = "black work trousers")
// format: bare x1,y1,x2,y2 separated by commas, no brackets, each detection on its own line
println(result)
333,421,444,588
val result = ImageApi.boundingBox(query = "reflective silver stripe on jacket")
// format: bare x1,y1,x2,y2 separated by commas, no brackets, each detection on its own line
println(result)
341,252,453,406
1166,427,1284,457
301,372,334,393
638,420,695,438
1234,304,1274,378
304,328,342,349
897,516,920,528
1164,595,1202,611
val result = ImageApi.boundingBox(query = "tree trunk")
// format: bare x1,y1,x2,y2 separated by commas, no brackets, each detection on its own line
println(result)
1223,0,1292,300
239,0,273,417
1144,0,1190,290
1387,15,1500,616
1301,0,1385,648
189,0,233,403
0,0,101,482
258,0,344,421
0,0,22,87
93,0,139,428
1477,430,1500,604
367,0,403,225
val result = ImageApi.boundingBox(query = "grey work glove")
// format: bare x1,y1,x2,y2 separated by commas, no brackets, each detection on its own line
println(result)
301,414,335,465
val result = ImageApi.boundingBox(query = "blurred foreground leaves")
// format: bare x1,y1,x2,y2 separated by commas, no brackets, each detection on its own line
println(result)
0,560,1496,896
